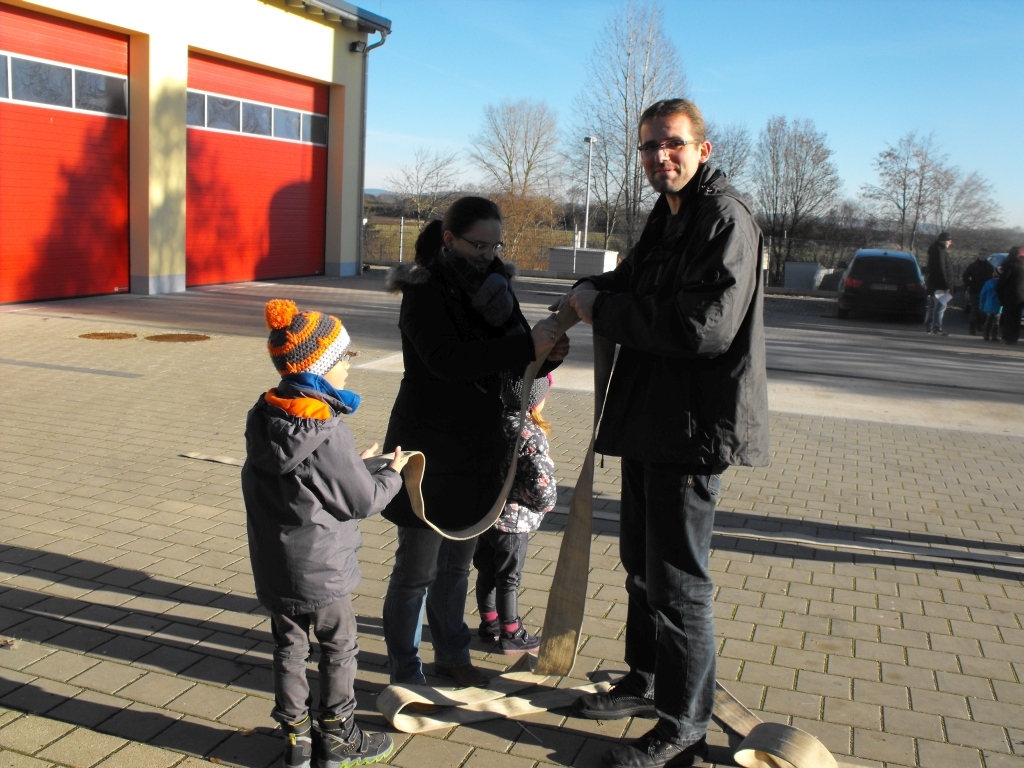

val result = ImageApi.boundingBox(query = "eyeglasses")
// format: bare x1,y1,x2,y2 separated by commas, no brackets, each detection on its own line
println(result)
637,138,701,157
457,234,505,256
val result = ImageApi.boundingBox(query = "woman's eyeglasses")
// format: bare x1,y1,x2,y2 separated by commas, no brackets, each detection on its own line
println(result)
457,235,505,256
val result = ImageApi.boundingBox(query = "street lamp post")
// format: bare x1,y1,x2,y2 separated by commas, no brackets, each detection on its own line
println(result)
583,136,596,249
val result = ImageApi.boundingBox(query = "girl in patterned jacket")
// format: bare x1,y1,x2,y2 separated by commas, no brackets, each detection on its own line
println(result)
473,372,557,654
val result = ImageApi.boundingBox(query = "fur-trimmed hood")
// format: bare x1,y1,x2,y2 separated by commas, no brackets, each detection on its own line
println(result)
385,254,518,294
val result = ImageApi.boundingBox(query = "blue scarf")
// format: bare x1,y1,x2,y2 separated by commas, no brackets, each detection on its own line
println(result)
282,372,361,414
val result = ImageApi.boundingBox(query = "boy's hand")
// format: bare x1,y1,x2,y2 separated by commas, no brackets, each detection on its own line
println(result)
359,443,379,460
389,446,410,474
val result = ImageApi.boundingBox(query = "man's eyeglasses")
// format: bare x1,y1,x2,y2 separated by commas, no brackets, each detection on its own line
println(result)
637,138,700,157
457,235,505,256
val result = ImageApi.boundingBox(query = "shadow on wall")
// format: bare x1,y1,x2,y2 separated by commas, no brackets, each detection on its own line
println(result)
187,128,325,286
262,179,324,280
2,103,129,303
185,118,241,286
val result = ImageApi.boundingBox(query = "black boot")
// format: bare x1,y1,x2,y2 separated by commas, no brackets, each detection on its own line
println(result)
602,729,708,768
571,672,656,720
280,715,313,768
316,716,393,768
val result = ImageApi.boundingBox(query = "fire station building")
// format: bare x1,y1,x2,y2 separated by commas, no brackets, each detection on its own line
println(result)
0,0,389,303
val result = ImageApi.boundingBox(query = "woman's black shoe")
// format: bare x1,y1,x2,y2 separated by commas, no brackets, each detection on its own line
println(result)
434,662,490,687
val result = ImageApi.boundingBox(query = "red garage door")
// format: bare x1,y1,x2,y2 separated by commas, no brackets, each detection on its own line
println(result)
0,3,129,303
186,53,328,286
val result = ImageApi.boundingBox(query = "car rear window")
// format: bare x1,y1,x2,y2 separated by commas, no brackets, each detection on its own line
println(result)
849,257,920,280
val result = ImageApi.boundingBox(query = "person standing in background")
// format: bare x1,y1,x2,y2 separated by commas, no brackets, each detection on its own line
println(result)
997,246,1024,344
962,251,995,335
924,232,954,335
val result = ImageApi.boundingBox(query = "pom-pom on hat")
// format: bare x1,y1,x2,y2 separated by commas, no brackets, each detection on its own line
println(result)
264,299,351,376
500,371,552,412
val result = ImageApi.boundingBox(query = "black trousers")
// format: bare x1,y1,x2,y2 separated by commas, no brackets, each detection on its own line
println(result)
1002,304,1022,344
473,527,529,622
967,290,984,332
620,459,725,743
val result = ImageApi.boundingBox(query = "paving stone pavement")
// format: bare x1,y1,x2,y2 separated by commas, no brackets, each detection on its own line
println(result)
0,276,1021,768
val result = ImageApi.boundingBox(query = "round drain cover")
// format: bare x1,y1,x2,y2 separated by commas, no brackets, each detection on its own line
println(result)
145,333,210,343
79,332,137,340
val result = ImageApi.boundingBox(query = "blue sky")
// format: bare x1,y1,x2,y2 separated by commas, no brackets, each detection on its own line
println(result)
363,0,1024,228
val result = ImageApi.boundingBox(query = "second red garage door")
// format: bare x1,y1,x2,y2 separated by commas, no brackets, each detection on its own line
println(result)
186,52,329,286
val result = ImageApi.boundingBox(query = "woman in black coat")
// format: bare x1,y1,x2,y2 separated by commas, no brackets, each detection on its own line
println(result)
381,197,567,686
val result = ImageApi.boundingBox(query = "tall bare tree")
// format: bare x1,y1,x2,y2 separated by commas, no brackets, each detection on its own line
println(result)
751,116,841,281
706,121,752,190
571,0,686,252
861,131,947,250
933,168,1002,232
468,99,560,263
384,147,461,223
469,99,559,198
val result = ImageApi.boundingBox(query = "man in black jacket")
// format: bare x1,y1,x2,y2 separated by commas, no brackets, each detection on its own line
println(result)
924,232,955,335
962,253,995,335
561,99,769,768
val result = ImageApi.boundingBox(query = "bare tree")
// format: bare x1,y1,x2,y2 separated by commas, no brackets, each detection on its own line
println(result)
468,99,560,263
469,99,559,198
934,168,1002,231
861,131,947,250
706,121,752,190
751,116,841,282
571,0,687,252
384,148,461,223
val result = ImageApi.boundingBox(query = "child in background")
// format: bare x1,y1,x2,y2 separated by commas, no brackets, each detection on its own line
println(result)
980,268,1002,342
242,299,408,768
474,372,558,655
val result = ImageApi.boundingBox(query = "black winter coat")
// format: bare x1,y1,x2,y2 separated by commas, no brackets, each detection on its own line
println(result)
997,256,1024,306
962,258,994,293
242,381,402,615
588,164,769,467
382,252,557,530
926,240,955,292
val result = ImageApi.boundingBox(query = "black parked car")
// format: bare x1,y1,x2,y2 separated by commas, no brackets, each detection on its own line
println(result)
837,249,927,320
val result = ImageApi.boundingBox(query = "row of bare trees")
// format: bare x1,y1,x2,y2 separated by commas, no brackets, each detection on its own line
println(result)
383,0,683,261
379,0,1006,272
861,131,1000,250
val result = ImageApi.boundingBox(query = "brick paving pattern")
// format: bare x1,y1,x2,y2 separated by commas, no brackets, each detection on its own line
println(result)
0,278,1021,768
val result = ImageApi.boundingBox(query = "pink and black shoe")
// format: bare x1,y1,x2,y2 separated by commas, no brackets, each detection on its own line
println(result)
499,619,541,655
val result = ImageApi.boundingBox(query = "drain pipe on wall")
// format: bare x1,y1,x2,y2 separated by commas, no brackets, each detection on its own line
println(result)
353,29,388,274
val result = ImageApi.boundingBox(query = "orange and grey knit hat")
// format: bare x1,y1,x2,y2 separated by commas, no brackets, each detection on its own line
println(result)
264,299,351,376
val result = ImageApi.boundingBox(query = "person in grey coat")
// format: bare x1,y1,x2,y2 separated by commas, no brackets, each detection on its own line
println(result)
242,299,407,768
558,98,769,768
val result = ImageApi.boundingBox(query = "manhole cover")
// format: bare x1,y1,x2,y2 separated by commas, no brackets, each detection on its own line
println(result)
145,333,210,343
79,332,137,340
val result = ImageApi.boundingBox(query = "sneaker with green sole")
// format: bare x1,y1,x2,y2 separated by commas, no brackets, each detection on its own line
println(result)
316,717,393,768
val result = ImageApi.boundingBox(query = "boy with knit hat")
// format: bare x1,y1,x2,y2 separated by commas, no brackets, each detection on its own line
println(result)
242,299,408,768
